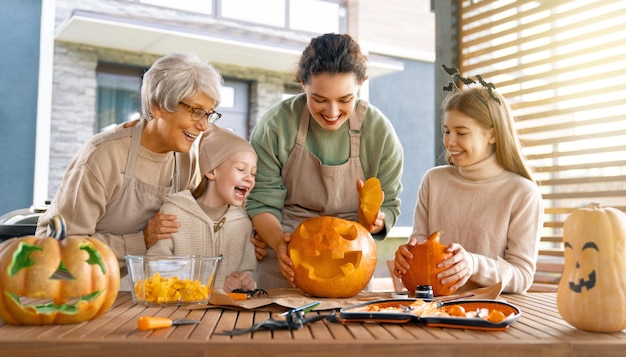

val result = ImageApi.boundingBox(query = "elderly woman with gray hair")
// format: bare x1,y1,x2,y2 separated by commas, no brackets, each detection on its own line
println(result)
37,53,223,271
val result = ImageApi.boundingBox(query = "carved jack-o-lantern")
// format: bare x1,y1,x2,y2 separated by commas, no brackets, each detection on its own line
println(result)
557,203,626,332
0,215,120,325
289,216,377,298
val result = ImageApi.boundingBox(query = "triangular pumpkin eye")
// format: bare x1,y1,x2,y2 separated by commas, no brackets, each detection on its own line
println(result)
300,223,313,237
335,224,358,241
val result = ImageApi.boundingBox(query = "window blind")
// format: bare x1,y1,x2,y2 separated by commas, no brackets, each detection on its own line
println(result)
456,0,626,290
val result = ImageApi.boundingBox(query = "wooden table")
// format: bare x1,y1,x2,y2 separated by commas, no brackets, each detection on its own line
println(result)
1,292,624,357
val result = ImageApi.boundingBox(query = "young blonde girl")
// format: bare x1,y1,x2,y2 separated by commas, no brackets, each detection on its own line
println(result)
149,126,258,292
394,85,543,294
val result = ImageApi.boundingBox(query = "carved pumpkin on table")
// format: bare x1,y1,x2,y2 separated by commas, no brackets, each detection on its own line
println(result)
556,203,626,333
401,231,459,297
0,215,120,325
289,216,377,298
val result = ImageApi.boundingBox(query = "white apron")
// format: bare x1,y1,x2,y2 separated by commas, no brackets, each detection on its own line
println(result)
95,119,178,235
94,120,178,290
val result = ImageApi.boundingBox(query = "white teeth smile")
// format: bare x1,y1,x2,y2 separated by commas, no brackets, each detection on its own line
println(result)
449,151,462,155
184,131,197,139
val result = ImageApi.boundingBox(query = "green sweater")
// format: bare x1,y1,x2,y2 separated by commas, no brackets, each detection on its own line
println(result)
245,93,404,240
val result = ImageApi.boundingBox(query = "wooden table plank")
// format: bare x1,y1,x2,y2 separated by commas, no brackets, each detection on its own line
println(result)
231,311,255,341
321,315,356,340
306,313,334,340
210,309,238,341
1,292,625,357
251,311,273,340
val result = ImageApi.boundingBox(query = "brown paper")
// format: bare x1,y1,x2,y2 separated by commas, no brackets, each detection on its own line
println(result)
186,288,394,312
185,282,503,313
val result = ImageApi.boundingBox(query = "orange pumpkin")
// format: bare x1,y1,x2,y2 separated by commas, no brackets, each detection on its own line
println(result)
0,215,120,325
401,231,458,296
357,177,384,228
557,203,626,332
289,216,377,298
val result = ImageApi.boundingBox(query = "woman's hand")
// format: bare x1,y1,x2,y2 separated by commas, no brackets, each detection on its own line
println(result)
250,232,268,260
143,212,179,249
224,272,257,292
393,236,418,278
277,232,296,287
368,211,385,234
436,243,473,292
356,179,385,234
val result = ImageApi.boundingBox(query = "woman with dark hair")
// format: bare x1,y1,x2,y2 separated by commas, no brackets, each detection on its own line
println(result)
246,33,404,289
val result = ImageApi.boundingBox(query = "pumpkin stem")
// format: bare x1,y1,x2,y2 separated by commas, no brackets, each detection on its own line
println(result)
589,202,601,209
49,215,67,241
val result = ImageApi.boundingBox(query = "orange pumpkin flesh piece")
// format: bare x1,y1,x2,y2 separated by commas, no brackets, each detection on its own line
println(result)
401,231,459,296
289,216,377,298
358,177,384,228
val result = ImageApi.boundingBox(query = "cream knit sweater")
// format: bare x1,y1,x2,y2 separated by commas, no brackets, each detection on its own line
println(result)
409,154,543,293
148,190,257,290
36,122,197,263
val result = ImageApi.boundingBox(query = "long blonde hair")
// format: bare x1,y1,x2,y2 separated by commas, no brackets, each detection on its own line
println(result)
442,87,535,182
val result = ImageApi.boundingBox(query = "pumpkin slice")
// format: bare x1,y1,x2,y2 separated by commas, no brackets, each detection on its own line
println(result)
357,177,384,229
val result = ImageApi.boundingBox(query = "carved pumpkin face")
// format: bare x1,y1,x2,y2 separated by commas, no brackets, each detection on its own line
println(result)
557,204,626,332
0,216,120,325
289,216,377,298
401,231,459,296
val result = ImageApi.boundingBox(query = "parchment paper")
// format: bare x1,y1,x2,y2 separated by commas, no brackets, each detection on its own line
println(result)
186,282,503,313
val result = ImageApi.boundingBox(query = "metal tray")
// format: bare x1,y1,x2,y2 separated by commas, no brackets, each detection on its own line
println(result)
339,298,521,331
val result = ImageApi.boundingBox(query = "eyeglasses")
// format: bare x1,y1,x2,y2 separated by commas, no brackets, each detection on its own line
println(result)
178,102,222,124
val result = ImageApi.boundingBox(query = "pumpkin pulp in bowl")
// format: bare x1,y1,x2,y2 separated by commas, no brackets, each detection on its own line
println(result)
125,255,222,306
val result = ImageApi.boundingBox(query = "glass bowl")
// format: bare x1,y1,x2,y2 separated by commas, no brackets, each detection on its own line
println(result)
125,255,222,306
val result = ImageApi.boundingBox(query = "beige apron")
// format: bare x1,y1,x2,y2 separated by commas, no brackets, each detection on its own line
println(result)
255,100,368,289
95,119,178,235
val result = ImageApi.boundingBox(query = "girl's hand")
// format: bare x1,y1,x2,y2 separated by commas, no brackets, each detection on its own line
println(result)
277,232,296,287
393,236,418,278
224,272,256,292
250,233,268,260
143,212,179,248
237,272,257,291
436,243,473,292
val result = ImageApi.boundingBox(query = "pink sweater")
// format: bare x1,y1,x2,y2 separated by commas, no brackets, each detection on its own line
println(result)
410,154,543,293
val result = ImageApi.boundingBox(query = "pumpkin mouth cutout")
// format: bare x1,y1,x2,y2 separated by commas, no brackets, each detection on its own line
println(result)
568,270,596,293
292,249,362,281
7,290,105,314
4,239,109,315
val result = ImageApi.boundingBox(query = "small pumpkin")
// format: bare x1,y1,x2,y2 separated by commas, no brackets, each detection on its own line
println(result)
0,215,120,325
357,177,384,229
401,231,458,296
556,203,626,332
289,216,377,298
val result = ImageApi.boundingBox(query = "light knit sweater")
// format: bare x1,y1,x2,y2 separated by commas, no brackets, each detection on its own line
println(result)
245,93,404,240
35,122,197,263
149,190,257,290
410,154,543,293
